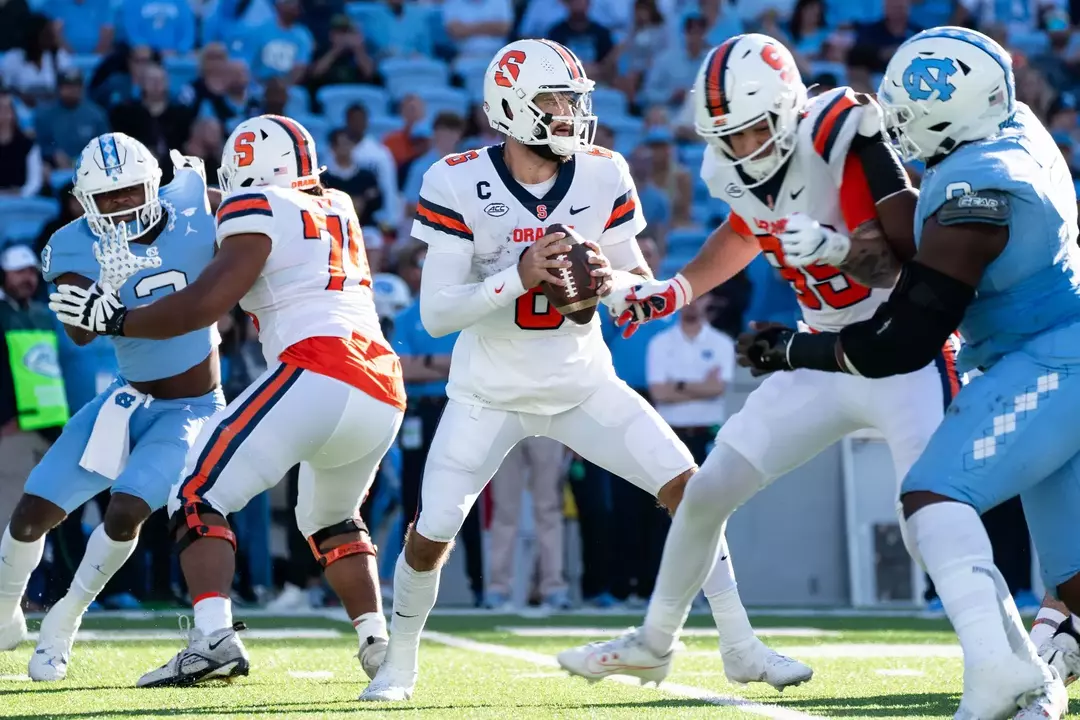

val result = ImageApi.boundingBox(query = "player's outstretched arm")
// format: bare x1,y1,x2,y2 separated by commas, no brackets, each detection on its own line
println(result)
680,220,762,297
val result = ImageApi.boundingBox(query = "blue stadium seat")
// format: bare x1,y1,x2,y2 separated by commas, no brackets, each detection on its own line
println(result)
368,114,403,139
382,57,450,99
0,197,60,243
453,56,489,103
291,113,330,151
591,86,628,118
316,85,390,125
660,255,690,279
679,143,706,170
164,55,199,98
808,61,848,87
666,228,708,255
49,169,74,192
286,85,310,117
71,55,102,78
345,1,393,33
604,114,643,150
414,86,469,119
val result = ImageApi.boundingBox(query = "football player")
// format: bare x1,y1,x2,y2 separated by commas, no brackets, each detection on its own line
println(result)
0,134,225,681
50,115,405,688
360,38,783,702
557,34,953,689
737,27,1078,718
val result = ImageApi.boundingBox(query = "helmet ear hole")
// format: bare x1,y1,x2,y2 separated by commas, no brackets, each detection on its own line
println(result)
502,99,514,121
928,121,951,132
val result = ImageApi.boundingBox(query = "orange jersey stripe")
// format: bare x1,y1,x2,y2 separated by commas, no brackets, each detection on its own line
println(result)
217,196,272,223
605,197,636,229
416,203,471,235
182,364,301,502
813,91,858,157
728,211,753,237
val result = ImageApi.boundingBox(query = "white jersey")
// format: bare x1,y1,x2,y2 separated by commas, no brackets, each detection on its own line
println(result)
215,186,386,366
412,145,646,414
702,87,893,332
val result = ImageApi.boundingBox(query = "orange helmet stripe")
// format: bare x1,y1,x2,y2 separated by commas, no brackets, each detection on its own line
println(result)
266,115,313,178
705,39,738,118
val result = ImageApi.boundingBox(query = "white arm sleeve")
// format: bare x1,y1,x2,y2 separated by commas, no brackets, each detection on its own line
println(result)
419,239,527,338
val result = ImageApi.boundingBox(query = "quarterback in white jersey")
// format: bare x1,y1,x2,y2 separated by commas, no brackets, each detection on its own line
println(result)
51,114,404,689
361,38,706,703
558,34,952,689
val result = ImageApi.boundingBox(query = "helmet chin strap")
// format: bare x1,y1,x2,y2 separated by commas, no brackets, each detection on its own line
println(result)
742,152,782,180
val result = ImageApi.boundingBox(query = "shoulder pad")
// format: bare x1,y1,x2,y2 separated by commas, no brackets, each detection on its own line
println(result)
807,87,861,164
41,220,96,282
216,190,274,225
935,190,1011,226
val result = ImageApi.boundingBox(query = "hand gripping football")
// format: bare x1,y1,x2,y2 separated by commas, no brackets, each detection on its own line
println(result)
540,223,599,325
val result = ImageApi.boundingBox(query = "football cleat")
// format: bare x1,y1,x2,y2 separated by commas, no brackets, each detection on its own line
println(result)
1014,665,1068,720
28,596,83,681
556,627,675,686
0,605,27,651
358,634,387,680
1039,617,1080,686
954,655,1053,720
721,637,814,691
136,620,249,688
358,663,417,702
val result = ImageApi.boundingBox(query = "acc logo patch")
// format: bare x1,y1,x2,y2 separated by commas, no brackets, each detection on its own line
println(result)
485,202,509,217
725,182,745,198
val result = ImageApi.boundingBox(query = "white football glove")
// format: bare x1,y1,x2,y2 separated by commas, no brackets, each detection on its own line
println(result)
778,212,851,268
93,221,162,291
49,283,128,336
170,148,207,184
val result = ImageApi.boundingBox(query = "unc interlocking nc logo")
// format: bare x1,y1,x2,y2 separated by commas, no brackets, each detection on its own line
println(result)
903,57,958,102
115,392,136,408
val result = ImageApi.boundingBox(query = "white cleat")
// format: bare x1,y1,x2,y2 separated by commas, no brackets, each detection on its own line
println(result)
954,655,1050,720
556,627,675,686
0,605,27,651
136,621,250,688
28,598,82,681
721,638,814,691
358,663,417,702
1014,665,1068,720
358,634,388,680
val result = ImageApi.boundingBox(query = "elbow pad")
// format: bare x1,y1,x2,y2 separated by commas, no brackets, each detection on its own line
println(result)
838,261,973,378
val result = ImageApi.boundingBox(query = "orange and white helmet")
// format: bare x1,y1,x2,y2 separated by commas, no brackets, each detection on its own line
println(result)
483,39,596,156
218,114,322,194
693,34,807,186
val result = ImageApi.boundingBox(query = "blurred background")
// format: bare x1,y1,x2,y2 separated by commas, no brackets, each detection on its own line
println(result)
0,0,1062,617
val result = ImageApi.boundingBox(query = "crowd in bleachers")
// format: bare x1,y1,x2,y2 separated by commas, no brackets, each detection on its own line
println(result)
0,0,1073,611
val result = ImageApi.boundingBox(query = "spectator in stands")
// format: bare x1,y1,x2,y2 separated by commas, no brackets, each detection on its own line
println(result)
646,294,734,464
323,128,384,227
118,0,194,56
699,0,745,47
1030,9,1077,94
201,0,271,50
645,127,693,229
0,245,66,532
464,102,501,148
443,0,513,59
88,43,159,109
1016,64,1056,121
547,0,617,83
1,14,72,106
179,43,230,122
612,0,667,105
346,102,400,228
301,0,348,55
308,13,378,92
181,116,225,183
1049,92,1079,136
0,0,31,55
372,0,434,59
485,436,569,611
0,93,42,198
209,59,260,129
593,122,614,150
242,0,314,85
641,14,708,110
628,144,671,240
383,94,428,171
403,112,465,212
789,0,831,61
258,76,290,117
49,0,116,56
109,63,192,163
34,68,109,172
850,0,921,73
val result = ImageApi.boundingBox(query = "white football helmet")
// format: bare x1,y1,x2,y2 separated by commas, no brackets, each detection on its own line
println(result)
219,114,322,194
73,133,163,241
483,38,596,156
692,34,807,187
372,272,412,320
878,27,1014,162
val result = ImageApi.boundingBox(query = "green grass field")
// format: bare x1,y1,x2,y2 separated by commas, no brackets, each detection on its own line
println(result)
0,611,1075,719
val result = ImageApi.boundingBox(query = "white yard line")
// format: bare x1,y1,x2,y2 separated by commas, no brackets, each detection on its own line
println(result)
497,626,839,638
423,630,820,720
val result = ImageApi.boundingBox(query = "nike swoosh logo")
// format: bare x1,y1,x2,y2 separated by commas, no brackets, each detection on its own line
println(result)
395,611,418,618
207,635,231,651
495,283,505,294
790,188,805,200
719,555,729,562
569,206,590,215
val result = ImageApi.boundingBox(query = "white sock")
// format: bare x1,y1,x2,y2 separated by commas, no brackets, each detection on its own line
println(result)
702,536,755,650
1030,607,1067,649
353,611,388,644
193,594,233,635
910,502,1015,666
644,445,763,657
0,527,45,621
384,552,440,674
64,526,137,615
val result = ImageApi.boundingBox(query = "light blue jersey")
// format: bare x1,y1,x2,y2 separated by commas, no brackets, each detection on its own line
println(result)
24,168,224,513
904,105,1080,595
41,169,217,382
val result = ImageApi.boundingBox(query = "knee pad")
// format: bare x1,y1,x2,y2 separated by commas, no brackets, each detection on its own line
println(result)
307,516,377,569
169,502,237,555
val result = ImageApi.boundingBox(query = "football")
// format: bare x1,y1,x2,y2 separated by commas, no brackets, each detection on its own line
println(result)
540,223,600,325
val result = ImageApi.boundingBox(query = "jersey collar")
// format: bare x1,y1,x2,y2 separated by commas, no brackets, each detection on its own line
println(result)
487,144,577,220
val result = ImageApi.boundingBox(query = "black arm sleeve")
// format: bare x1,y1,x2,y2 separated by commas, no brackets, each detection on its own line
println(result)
849,133,911,203
836,261,973,378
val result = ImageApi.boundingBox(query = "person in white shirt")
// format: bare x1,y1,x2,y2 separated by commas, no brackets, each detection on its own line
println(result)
646,294,733,462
